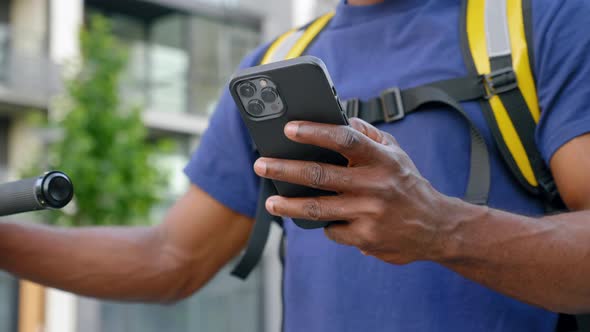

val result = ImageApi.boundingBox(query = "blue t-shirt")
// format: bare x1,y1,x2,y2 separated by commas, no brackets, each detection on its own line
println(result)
185,0,590,331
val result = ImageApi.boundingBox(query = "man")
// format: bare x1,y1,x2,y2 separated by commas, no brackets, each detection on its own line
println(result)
1,0,590,331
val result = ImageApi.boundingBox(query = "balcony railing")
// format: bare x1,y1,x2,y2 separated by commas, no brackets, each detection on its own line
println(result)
0,25,62,109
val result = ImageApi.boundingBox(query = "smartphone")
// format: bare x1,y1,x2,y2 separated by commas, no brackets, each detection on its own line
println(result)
229,56,348,229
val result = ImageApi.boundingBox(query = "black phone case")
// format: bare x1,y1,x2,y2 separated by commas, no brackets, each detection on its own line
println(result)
229,56,348,229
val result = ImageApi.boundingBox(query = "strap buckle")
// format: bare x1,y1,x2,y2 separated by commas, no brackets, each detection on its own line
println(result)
343,98,359,118
380,87,405,122
483,67,518,99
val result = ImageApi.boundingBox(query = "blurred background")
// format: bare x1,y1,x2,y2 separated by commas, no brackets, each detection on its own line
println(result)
0,0,338,331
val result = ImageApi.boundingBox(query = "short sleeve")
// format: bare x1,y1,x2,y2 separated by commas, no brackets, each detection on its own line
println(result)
534,0,590,165
184,46,268,218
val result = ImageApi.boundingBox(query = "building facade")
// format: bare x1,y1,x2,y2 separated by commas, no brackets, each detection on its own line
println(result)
0,0,337,331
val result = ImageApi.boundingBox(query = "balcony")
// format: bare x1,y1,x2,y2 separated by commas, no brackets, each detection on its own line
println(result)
0,24,62,112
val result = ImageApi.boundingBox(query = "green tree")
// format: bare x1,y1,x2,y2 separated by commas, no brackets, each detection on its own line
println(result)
46,15,168,226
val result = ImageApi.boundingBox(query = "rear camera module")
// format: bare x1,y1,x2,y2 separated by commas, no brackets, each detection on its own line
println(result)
261,88,278,103
247,99,265,116
239,82,256,98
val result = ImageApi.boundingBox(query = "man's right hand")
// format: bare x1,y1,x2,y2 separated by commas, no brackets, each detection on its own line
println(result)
0,185,253,302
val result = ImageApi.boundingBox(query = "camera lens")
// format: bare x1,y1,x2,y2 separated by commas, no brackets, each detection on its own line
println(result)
239,82,256,98
261,88,277,103
247,99,265,116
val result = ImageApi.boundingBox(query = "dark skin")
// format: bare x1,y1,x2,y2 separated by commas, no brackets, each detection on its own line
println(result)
0,186,252,302
254,118,590,314
0,0,588,316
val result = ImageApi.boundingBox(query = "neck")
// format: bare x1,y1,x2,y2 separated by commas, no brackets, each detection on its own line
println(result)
347,0,385,5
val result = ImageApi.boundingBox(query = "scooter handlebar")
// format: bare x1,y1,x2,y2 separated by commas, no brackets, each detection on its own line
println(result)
0,171,73,217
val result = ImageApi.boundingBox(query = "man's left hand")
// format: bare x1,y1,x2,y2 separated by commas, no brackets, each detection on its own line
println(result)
253,118,458,265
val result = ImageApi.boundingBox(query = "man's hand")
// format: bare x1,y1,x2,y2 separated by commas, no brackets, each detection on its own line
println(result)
255,118,590,313
253,118,453,265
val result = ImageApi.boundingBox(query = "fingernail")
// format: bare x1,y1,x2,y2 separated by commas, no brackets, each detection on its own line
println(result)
266,197,276,212
254,159,267,175
284,122,299,137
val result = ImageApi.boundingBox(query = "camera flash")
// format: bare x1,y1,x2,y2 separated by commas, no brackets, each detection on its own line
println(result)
260,79,268,87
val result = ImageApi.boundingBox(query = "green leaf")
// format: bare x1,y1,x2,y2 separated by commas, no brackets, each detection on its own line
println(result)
33,15,169,227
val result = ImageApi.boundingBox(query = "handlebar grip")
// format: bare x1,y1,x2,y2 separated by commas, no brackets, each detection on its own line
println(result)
0,171,74,217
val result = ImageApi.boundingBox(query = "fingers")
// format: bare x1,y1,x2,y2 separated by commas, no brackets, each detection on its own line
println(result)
324,223,360,247
283,120,399,162
254,158,370,193
284,121,375,161
348,117,400,147
265,195,356,221
265,194,372,250
348,118,386,145
264,193,366,247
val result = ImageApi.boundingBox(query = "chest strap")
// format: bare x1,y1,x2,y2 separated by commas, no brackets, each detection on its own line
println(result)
342,74,499,204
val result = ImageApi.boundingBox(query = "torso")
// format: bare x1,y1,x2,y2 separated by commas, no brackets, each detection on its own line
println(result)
281,1,555,331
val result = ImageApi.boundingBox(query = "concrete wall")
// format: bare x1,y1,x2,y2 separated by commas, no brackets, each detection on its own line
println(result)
49,0,83,64
9,0,47,55
231,0,295,42
293,0,338,26
6,113,44,180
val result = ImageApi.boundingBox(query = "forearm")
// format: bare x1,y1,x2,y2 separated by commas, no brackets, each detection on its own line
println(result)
0,222,193,302
437,198,590,314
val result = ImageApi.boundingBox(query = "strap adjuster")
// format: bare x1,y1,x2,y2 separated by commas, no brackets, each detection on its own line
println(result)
344,98,359,118
380,87,405,122
483,67,518,99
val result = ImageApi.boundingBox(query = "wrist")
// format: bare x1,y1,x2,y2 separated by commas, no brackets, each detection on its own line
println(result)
428,194,490,264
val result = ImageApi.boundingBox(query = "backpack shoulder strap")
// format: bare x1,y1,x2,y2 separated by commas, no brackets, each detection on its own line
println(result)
231,13,334,280
461,0,560,205
464,2,576,329
231,177,279,279
261,12,334,65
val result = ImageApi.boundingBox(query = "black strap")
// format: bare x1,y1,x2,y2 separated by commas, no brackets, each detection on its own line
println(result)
345,75,487,123
345,83,491,205
488,56,562,207
405,86,490,204
522,0,536,84
231,178,281,279
428,76,488,101
557,313,580,332
574,314,590,332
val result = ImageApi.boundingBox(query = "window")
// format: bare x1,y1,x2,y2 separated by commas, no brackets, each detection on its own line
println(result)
108,12,149,109
150,14,189,115
188,15,259,116
0,0,10,82
0,272,19,332
87,4,260,116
